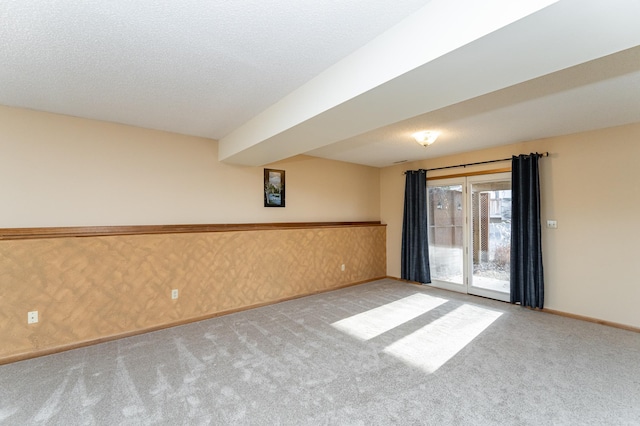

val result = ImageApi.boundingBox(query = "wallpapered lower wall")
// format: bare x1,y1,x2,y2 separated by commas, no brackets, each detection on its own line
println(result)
0,225,386,363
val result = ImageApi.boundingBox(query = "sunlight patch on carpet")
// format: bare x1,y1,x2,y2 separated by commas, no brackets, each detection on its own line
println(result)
384,304,502,373
331,293,447,340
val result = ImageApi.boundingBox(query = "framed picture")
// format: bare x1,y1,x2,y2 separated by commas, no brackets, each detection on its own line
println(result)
264,168,285,207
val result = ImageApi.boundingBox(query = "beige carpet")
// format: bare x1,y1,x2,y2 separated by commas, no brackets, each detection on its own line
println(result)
1,279,639,425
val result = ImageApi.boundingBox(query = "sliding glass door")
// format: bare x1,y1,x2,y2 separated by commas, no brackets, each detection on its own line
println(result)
427,173,511,302
468,174,511,301
427,178,466,292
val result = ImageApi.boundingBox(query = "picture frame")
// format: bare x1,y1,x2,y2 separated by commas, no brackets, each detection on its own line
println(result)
264,168,285,207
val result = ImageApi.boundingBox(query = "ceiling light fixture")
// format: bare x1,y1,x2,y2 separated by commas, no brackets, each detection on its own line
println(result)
413,130,440,147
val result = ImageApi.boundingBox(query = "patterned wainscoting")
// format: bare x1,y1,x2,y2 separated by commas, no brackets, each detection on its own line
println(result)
0,223,386,363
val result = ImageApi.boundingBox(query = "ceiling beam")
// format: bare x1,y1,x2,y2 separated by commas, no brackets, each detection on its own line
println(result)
219,0,640,166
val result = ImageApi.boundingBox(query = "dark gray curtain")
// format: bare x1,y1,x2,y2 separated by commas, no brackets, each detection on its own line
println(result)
510,153,544,308
401,170,431,283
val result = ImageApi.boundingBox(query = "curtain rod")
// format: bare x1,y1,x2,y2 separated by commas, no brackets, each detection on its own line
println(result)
405,152,549,174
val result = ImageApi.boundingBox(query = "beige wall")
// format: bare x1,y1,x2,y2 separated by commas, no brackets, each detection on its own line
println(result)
0,105,386,363
0,106,380,228
3,103,638,349
382,123,640,328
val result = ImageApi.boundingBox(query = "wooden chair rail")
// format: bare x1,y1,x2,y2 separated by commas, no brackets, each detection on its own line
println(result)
0,221,384,240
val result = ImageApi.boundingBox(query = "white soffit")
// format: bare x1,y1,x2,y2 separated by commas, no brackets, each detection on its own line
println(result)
307,46,640,167
219,0,640,166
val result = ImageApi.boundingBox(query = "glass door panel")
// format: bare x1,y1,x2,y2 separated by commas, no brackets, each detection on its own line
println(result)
427,180,466,291
468,174,511,302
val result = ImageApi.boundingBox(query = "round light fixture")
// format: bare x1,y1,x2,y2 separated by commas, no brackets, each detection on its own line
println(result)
413,130,440,147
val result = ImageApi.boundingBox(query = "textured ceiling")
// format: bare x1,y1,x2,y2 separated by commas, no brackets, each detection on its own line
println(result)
0,0,428,139
2,0,640,168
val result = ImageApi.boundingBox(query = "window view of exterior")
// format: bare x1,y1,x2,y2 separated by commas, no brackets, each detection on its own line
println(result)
470,182,511,294
427,185,464,284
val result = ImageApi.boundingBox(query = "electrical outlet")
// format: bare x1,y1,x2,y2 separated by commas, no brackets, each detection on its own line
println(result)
171,289,179,300
547,220,558,229
341,264,346,272
28,311,38,324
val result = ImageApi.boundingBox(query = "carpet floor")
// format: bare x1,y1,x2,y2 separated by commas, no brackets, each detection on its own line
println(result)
1,279,639,425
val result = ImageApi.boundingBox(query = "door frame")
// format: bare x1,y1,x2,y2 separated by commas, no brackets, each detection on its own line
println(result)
426,172,511,302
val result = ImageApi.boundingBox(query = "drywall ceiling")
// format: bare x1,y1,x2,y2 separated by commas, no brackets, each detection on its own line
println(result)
2,0,640,168
0,0,429,138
